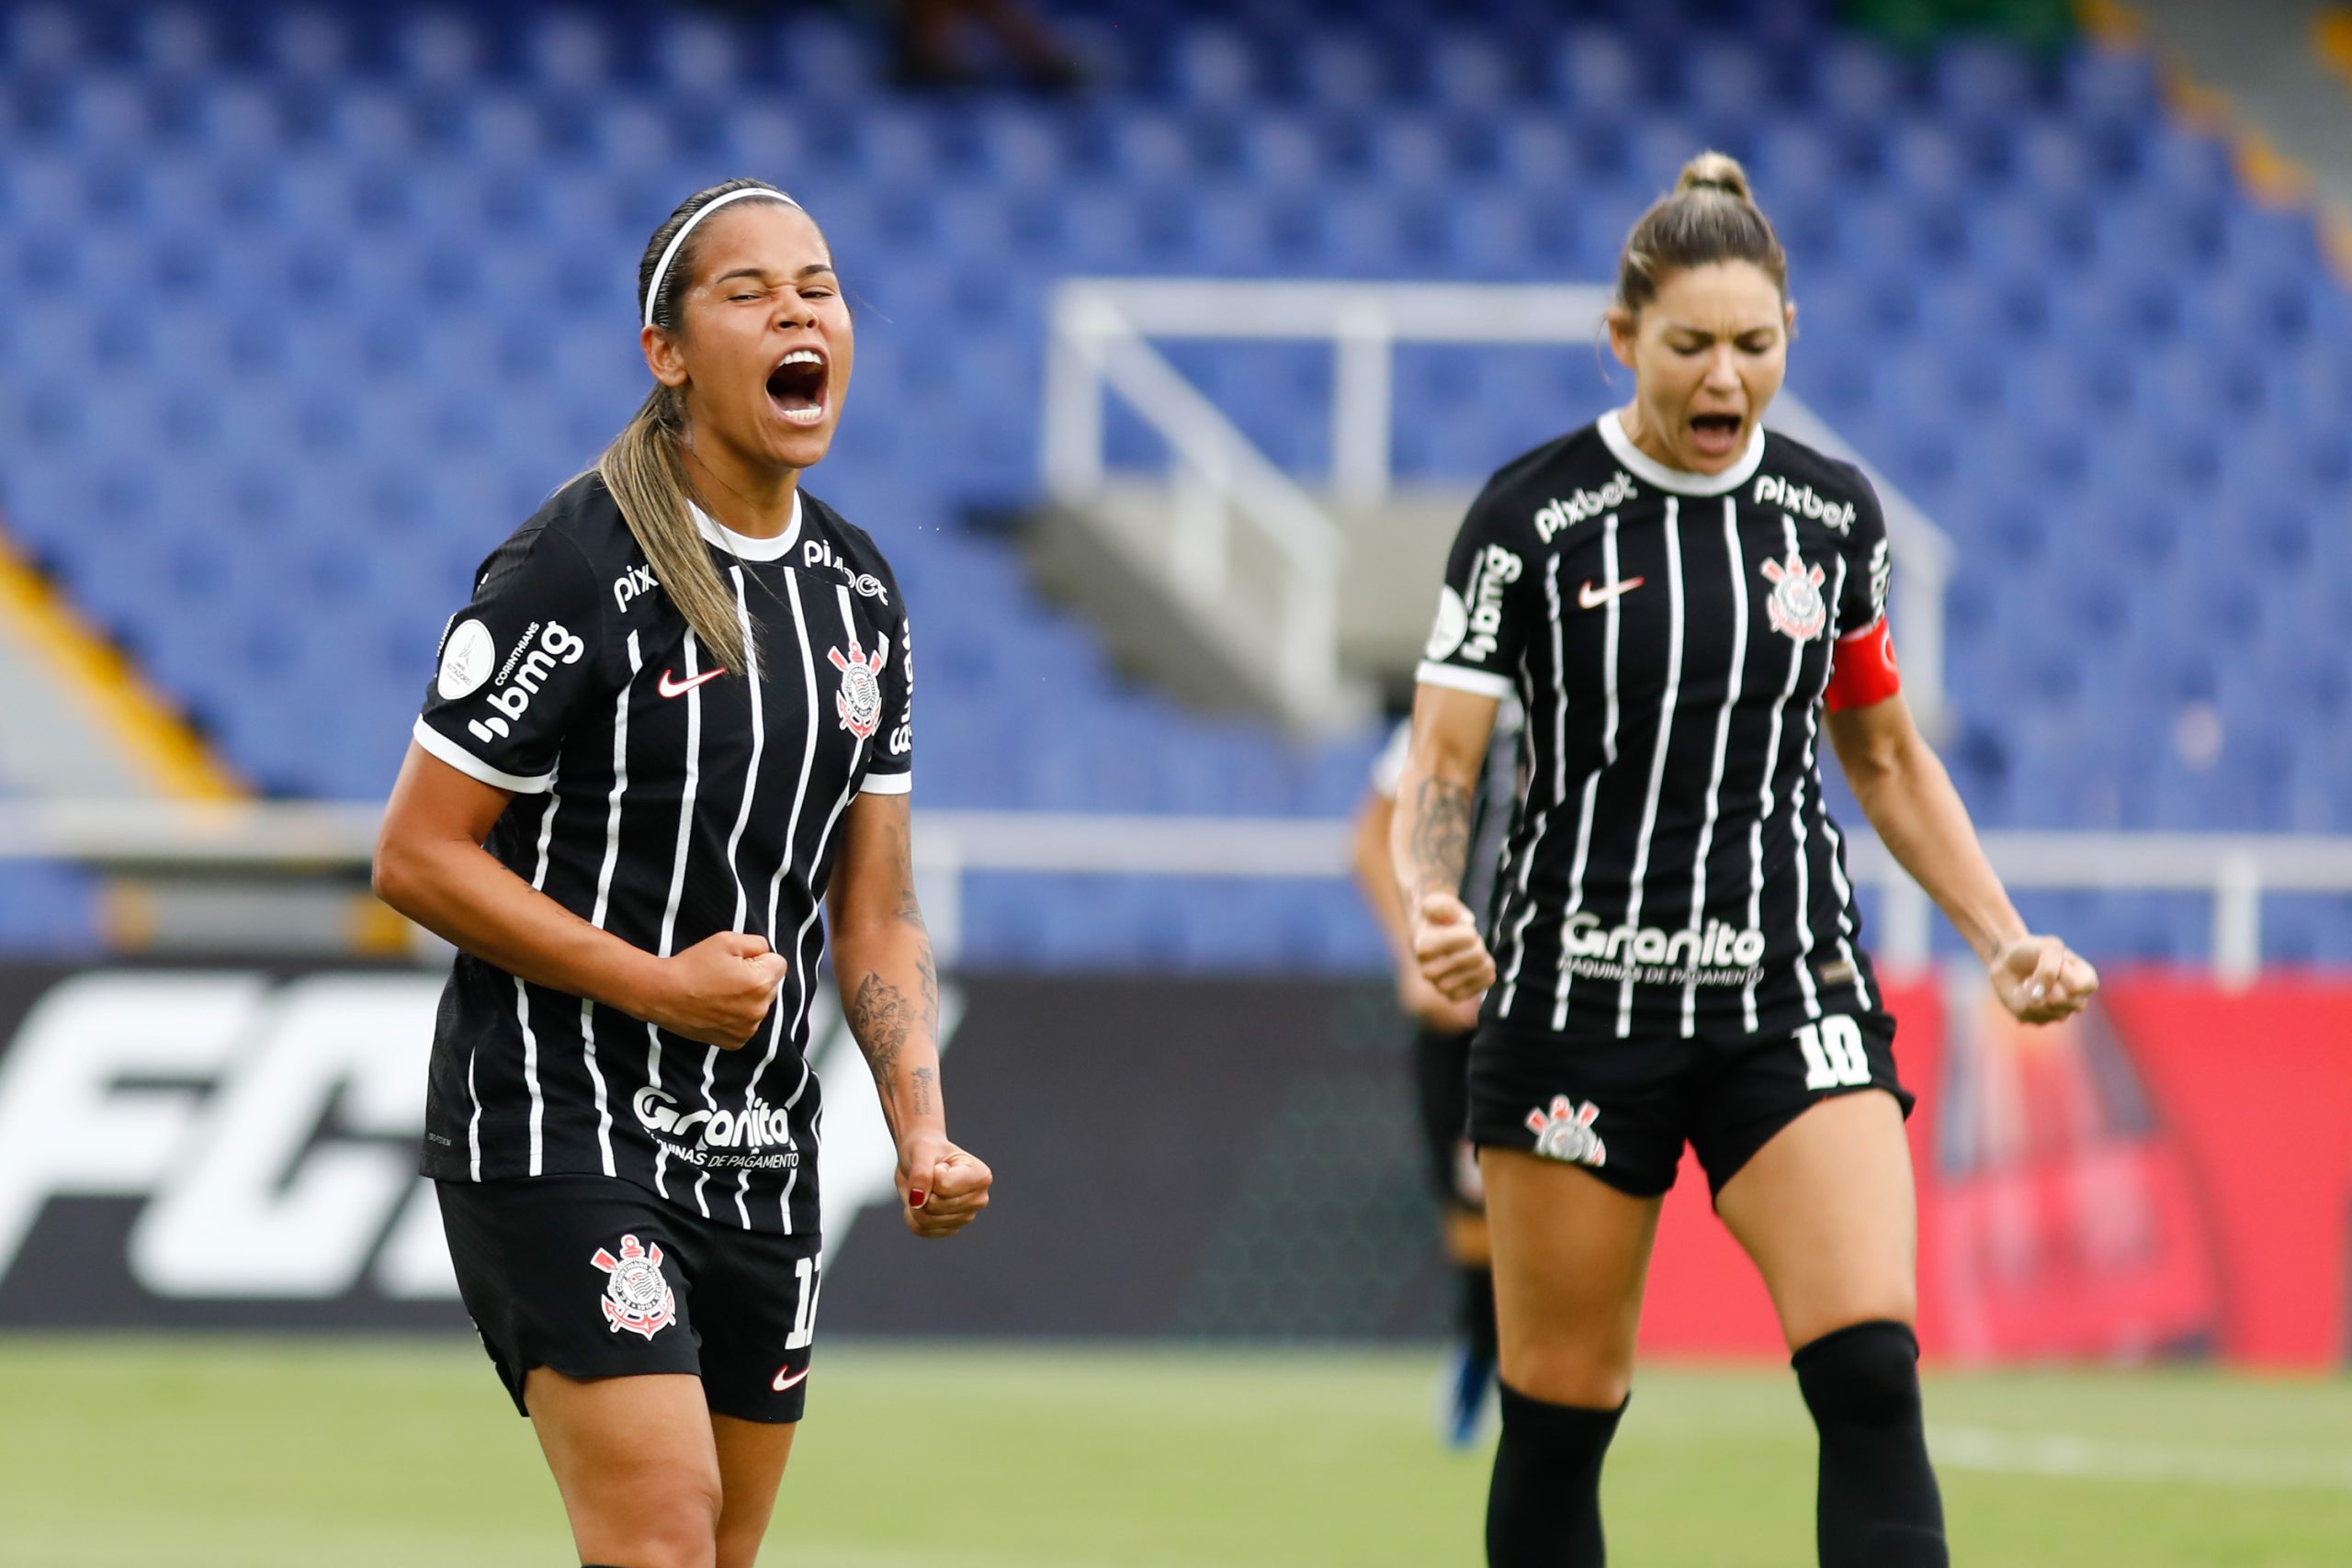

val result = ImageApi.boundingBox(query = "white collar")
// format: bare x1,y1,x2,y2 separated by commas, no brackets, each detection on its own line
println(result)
1598,408,1766,496
691,491,802,561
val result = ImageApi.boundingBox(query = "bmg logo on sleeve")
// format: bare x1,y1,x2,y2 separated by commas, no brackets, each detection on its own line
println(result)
468,620,587,743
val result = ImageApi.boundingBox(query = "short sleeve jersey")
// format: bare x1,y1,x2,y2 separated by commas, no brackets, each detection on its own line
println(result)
413,474,913,1235
1416,411,1895,1043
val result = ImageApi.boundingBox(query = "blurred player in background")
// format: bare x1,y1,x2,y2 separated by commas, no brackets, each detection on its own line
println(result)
1351,702,1521,1447
1390,153,2097,1567
374,178,990,1568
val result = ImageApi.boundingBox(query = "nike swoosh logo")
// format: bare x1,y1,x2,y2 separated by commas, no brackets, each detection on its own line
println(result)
658,668,727,699
772,1364,810,1393
1577,577,1645,610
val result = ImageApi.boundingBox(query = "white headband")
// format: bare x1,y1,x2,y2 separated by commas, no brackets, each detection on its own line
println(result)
641,186,803,330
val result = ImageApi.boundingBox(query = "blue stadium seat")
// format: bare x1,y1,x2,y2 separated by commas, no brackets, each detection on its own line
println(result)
0,2,2341,964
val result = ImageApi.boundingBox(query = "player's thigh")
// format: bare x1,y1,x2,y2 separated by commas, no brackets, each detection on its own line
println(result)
1480,1146,1663,1407
712,1416,797,1568
527,1368,723,1568
1713,1089,1918,1350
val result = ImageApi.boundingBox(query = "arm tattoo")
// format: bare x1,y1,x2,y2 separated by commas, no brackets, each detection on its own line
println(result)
1408,775,1475,897
849,971,915,1100
910,1066,936,1118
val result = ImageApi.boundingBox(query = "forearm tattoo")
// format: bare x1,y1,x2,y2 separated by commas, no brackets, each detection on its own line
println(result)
850,971,915,1100
1408,775,1474,898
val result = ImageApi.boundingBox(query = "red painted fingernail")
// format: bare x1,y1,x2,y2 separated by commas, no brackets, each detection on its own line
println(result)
910,1190,927,1207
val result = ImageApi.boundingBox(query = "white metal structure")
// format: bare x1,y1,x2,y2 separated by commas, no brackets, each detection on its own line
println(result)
0,802,2341,988
1042,277,1958,734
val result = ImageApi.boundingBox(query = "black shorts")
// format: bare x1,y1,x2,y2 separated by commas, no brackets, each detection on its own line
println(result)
435,1174,821,1424
1466,1008,1914,1201
1412,1025,1482,1212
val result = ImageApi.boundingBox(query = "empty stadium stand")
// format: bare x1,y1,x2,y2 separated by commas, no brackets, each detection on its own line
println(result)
0,0,2346,964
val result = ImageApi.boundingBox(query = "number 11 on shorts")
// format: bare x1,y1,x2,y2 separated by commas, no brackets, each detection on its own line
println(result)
787,1256,820,1350
1796,1015,1871,1089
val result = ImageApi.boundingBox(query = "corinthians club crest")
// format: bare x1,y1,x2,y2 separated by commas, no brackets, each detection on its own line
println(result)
1526,1096,1607,1168
591,1234,677,1340
829,636,887,740
1761,548,1828,642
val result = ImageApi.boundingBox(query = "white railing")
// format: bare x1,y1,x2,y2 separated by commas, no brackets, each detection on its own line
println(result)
1042,285,1356,729
0,803,2343,988
1042,278,1957,736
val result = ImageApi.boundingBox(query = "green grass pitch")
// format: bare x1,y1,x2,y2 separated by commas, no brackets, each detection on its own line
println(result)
6,1337,2348,1565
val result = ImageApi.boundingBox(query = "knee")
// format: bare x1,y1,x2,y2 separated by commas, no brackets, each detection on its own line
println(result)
589,1473,723,1568
1793,1319,1923,1428
1496,1339,1634,1409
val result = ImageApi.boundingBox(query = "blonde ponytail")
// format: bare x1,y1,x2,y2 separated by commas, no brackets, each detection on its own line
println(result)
595,384,751,675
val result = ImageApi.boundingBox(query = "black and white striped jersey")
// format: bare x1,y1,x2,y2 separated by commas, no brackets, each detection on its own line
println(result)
412,472,913,1235
1417,411,1894,1042
1370,699,1524,938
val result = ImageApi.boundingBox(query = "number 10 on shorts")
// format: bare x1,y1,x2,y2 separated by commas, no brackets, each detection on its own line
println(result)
1796,1016,1871,1089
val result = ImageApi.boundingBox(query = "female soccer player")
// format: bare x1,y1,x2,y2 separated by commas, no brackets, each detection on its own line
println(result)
373,177,991,1568
1390,153,2096,1568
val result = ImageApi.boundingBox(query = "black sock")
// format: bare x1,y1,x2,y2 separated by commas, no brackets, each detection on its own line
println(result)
1793,1320,1948,1568
1458,1265,1498,1363
1487,1381,1624,1567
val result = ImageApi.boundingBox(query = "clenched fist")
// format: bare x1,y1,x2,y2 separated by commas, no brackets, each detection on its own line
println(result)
646,931,788,1049
1413,892,1495,1003
897,1130,992,1238
1989,934,2098,1025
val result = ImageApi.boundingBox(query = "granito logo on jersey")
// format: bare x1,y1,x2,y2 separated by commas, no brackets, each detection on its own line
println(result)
1760,550,1828,642
1533,471,1639,543
1753,475,1857,536
436,619,495,699
1865,536,1891,622
829,637,887,739
591,1234,676,1339
803,539,889,603
468,621,587,743
634,1086,803,1168
1526,1097,1606,1168
613,563,658,614
1565,913,1767,968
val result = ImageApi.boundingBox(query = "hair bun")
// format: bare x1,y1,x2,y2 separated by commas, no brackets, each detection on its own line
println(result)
1677,151,1752,202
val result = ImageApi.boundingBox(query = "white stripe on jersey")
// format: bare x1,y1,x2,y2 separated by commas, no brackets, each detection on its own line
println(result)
698,572,768,1220
778,583,877,1232
1613,499,1685,1039
1809,556,1874,1014
740,569,822,1228
1682,498,1748,1038
1778,515,1824,1021
517,789,561,1175
649,629,706,1200
1745,525,1807,1033
1552,511,1623,1032
581,629,645,1179
1497,556,1566,1017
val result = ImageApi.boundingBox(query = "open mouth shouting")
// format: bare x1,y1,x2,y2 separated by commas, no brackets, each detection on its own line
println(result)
766,347,829,427
1688,410,1745,461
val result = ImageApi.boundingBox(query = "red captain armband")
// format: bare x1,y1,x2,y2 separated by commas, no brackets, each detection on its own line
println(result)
1825,616,1902,712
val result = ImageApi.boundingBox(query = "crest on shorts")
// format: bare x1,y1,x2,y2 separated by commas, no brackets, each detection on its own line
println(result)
1761,548,1828,642
591,1233,676,1340
1526,1096,1607,1168
828,637,887,740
